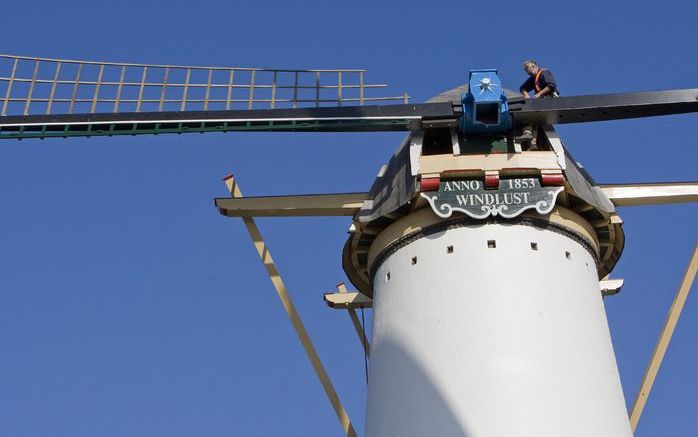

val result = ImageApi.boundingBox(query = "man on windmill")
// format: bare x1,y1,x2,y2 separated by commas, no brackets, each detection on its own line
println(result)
518,60,559,143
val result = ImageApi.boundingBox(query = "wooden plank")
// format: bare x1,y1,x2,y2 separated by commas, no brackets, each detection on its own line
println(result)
23,60,40,115
248,70,255,110
91,64,105,113
114,65,126,112
204,68,212,111
158,67,169,111
136,66,148,112
225,70,234,110
600,182,698,206
46,62,61,114
68,63,83,114
324,291,373,309
600,278,624,296
215,192,366,217
419,151,562,175
629,243,698,431
180,68,191,111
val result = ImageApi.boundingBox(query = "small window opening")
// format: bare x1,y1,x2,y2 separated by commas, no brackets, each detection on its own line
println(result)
447,245,454,254
386,272,391,281
565,251,571,260
530,242,538,251
487,240,496,249
411,256,418,265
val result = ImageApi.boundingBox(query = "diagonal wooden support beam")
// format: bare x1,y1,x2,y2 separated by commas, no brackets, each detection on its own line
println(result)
223,174,358,437
336,283,371,358
629,243,698,431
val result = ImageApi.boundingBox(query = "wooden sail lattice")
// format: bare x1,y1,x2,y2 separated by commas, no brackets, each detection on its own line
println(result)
0,54,408,117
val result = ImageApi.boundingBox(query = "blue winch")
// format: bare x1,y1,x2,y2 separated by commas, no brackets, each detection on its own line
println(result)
459,69,511,134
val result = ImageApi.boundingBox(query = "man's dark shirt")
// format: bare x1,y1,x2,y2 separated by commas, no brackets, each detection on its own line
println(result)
520,69,558,95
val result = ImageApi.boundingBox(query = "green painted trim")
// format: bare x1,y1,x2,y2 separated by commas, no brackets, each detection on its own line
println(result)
0,119,411,140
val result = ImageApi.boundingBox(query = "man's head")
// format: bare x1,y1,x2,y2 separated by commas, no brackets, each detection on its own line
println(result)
523,60,539,76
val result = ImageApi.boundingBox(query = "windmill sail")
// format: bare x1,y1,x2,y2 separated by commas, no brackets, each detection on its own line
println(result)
4,54,698,140
509,88,698,124
0,54,411,139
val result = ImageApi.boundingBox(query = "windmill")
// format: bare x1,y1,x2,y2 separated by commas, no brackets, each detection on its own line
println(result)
1,53,696,436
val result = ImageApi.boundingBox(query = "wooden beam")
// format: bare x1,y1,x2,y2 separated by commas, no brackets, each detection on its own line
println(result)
600,278,624,296
223,175,358,437
629,243,698,431
600,182,698,206
215,192,366,217
214,182,698,218
335,283,371,358
324,291,373,309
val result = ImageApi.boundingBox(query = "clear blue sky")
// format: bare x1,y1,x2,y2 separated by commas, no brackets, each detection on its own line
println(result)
1,1,696,436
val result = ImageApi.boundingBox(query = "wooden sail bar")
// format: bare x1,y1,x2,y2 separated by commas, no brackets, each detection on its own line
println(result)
0,54,408,118
0,102,448,140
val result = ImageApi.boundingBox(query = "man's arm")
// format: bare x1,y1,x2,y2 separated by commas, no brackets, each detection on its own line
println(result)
520,77,534,97
535,85,553,98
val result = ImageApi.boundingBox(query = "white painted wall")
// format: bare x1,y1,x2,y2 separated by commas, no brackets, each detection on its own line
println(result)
365,221,632,437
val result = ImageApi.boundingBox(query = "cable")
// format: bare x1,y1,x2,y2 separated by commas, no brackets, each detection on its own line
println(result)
361,307,368,384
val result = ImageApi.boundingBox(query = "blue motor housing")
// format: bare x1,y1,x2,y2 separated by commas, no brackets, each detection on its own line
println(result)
459,69,511,134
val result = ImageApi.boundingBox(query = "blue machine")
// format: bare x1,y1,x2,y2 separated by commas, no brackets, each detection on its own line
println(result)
459,69,511,134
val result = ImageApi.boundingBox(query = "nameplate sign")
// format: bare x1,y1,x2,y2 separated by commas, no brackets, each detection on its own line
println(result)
420,177,563,219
